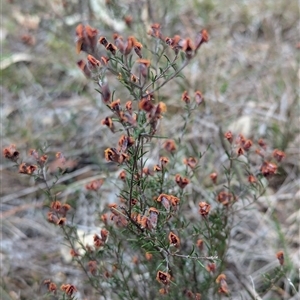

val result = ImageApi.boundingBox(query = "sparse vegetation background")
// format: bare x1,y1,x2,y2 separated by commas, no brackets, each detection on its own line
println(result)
1,0,299,300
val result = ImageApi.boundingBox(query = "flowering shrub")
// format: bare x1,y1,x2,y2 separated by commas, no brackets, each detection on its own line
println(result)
3,19,293,300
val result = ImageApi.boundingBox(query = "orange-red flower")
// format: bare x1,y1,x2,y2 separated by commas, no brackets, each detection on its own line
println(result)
195,29,209,51
248,174,257,184
60,284,77,296
243,139,253,151
101,117,115,132
183,157,197,169
237,147,244,156
87,54,101,69
44,280,57,294
168,232,180,248
145,252,153,261
86,179,104,191
198,202,211,216
164,140,176,152
276,251,284,265
139,97,154,112
206,262,216,273
175,174,190,189
258,138,267,149
109,99,121,111
148,23,164,40
106,43,117,55
3,144,19,161
125,100,133,114
118,135,135,152
160,156,169,166
217,192,236,206
196,239,203,251
101,228,109,242
76,24,98,54
119,170,126,180
273,149,286,162
224,131,233,143
19,163,37,175
156,271,171,285
99,36,108,47
260,161,277,177
88,260,97,275
181,91,190,104
210,172,218,184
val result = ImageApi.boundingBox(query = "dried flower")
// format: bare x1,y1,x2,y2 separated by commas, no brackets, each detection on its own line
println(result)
216,274,229,294
273,149,286,162
183,157,197,169
113,33,125,53
260,161,277,177
169,232,180,248
198,202,211,216
157,193,171,211
148,207,159,229
194,91,204,105
137,59,151,77
61,284,77,296
175,174,190,189
224,131,233,143
156,271,171,285
276,251,284,265
210,172,218,184
131,36,143,58
164,140,177,152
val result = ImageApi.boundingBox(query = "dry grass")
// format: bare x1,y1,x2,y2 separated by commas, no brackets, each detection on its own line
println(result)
1,0,299,299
